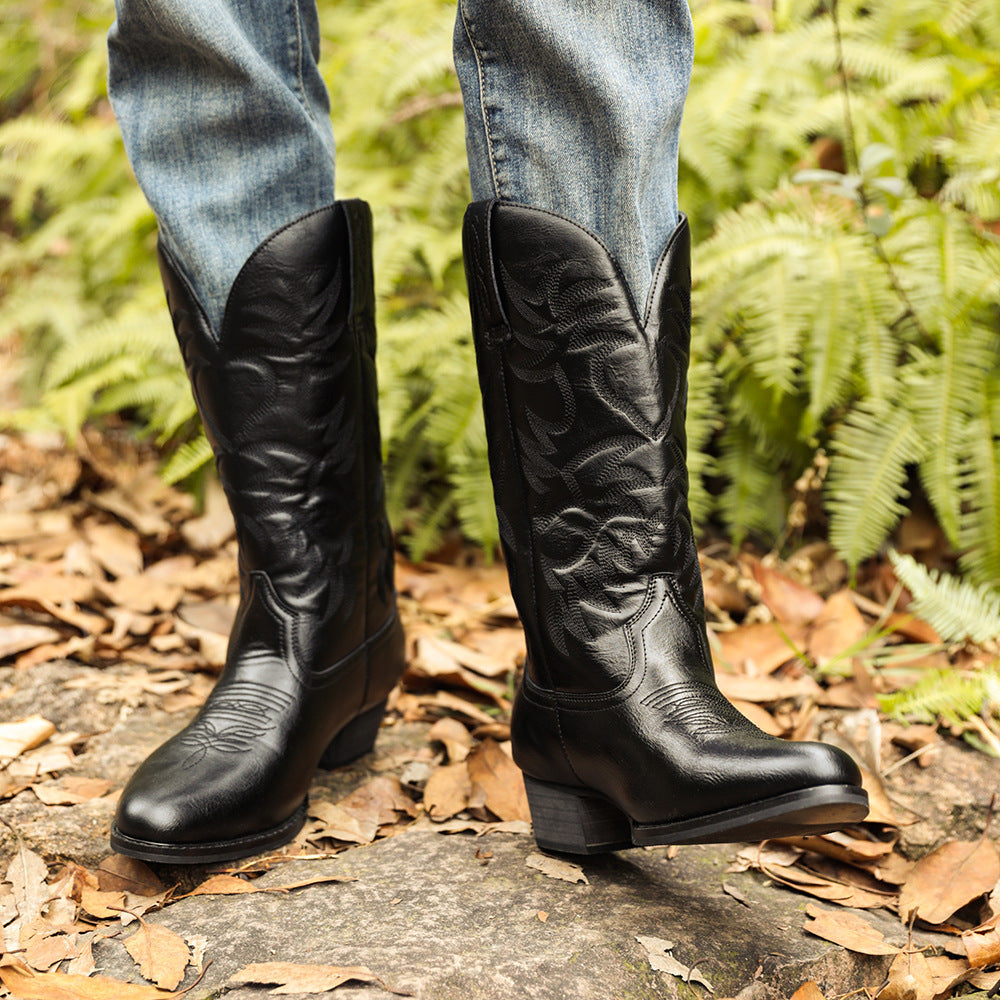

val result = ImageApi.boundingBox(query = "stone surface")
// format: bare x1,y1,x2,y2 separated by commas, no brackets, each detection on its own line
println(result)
91,832,900,1000
3,658,996,999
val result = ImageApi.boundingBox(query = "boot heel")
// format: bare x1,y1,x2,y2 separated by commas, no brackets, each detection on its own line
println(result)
319,700,387,769
523,776,633,855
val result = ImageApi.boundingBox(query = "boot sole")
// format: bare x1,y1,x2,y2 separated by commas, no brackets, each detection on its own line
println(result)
109,700,387,864
523,776,870,855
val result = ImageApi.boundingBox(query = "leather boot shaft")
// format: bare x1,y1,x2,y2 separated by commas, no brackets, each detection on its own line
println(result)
465,201,706,696
111,202,405,862
465,199,867,848
159,201,397,684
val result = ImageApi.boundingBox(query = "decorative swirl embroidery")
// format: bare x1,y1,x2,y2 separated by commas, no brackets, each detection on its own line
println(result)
178,682,295,768
496,251,703,649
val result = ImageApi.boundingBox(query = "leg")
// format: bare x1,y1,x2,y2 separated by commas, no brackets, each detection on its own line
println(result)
454,0,693,310
107,1,404,863
108,0,336,333
456,2,869,851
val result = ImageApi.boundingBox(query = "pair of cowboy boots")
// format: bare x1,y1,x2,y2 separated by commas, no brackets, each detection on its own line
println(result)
110,200,867,864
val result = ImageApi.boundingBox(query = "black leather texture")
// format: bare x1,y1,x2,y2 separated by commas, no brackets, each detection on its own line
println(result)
465,200,865,827
112,201,404,856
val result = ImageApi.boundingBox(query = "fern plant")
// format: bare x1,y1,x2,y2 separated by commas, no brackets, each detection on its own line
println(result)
685,0,1000,591
888,551,1000,644
2,0,999,579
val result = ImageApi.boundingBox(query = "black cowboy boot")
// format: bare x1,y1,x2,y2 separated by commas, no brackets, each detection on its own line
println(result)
110,201,405,863
464,200,868,854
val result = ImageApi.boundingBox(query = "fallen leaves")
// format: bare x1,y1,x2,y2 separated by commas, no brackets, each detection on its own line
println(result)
0,959,183,1000
636,936,714,992
897,836,1000,926
803,903,901,955
229,962,410,996
0,717,55,762
123,919,191,991
526,853,588,885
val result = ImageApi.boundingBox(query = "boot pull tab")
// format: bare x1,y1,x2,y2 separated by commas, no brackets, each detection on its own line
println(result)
463,200,511,348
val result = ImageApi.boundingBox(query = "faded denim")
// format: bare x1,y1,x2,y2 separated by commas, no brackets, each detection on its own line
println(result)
108,0,693,331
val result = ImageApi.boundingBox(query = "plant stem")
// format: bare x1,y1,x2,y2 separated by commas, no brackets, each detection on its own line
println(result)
829,0,935,346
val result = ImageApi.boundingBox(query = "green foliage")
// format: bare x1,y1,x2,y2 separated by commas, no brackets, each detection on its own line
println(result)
2,0,999,583
879,666,1000,731
888,551,1000,644
686,0,1000,593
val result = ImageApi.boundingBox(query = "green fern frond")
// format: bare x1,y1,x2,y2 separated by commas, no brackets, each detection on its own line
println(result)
889,550,1000,644
878,667,1000,726
826,402,926,571
160,435,213,486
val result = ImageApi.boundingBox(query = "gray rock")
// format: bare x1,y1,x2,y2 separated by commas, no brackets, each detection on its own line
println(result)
92,832,898,1000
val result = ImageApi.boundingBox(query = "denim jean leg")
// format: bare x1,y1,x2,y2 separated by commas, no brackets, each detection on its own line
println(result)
108,0,336,334
453,0,694,310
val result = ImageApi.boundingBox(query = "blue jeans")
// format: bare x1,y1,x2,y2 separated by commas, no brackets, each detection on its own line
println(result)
108,0,693,332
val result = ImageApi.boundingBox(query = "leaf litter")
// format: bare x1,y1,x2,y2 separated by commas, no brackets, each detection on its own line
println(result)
2,431,1000,995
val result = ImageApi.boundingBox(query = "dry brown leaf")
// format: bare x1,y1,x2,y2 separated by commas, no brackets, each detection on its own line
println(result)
32,777,113,806
729,699,786,736
405,637,508,703
393,690,498,726
759,857,889,908
79,885,127,920
337,776,418,826
98,577,184,615
169,618,227,669
6,743,76,782
229,961,409,995
858,764,901,826
84,521,144,579
186,874,259,897
466,739,530,823
0,717,55,762
416,817,531,837
0,957,182,999
179,477,234,551
423,762,471,821
427,717,473,763
729,842,804,873
790,982,826,1000
96,856,167,897
65,939,96,977
878,949,934,1000
463,627,525,672
526,852,588,884
963,912,1000,968
807,590,869,666
712,622,807,676
803,903,901,955
418,634,510,679
14,636,94,672
778,831,896,867
0,511,73,543
0,625,62,661
308,802,377,844
636,936,714,991
185,873,354,898
84,485,172,539
715,672,823,704
0,588,107,635
6,845,49,946
926,956,976,997
23,932,79,973
898,838,1000,926
871,852,915,887
750,560,826,625
123,918,190,991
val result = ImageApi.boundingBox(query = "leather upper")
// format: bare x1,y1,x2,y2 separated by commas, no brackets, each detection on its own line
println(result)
115,202,403,845
465,200,863,825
